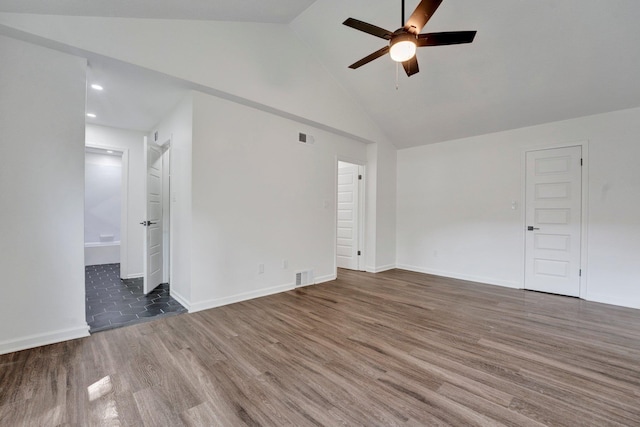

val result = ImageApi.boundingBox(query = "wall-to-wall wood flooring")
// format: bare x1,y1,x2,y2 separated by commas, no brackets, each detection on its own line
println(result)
1,269,639,426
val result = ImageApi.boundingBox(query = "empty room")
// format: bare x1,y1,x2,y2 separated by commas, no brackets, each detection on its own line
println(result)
1,1,639,425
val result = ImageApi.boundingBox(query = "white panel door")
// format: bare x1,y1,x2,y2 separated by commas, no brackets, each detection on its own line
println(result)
143,140,163,294
337,162,360,270
525,146,582,296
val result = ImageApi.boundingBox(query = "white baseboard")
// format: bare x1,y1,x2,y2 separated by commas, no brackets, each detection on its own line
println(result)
314,273,337,284
369,264,396,273
365,264,396,273
0,324,90,356
396,264,522,289
126,273,144,279
179,273,339,314
586,292,639,309
170,289,191,312
189,283,295,313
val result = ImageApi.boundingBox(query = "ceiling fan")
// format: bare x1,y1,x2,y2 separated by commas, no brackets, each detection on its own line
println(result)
343,0,476,77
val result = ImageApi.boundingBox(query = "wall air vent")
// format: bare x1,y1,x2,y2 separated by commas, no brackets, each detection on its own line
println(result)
295,270,314,287
298,132,315,145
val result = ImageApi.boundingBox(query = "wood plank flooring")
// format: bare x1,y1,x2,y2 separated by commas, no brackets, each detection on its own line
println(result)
2,269,640,426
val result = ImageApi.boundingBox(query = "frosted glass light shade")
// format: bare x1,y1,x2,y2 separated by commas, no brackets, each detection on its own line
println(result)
390,40,417,62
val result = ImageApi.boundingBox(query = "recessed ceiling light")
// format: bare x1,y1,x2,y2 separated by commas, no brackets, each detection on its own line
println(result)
86,113,96,118
91,84,103,91
107,150,113,154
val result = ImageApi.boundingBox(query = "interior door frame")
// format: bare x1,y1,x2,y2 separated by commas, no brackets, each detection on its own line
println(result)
335,157,366,274
85,143,130,278
520,140,590,298
160,139,171,285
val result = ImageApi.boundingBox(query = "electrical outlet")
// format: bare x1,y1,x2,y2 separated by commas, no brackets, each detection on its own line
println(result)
258,263,264,274
282,260,288,269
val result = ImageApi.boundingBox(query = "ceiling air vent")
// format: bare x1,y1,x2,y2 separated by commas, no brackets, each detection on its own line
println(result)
295,270,314,287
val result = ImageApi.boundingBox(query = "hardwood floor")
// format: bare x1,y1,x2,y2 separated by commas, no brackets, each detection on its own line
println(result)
2,269,640,426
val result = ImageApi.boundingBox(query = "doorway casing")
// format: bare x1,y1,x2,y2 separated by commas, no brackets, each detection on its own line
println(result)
85,143,130,278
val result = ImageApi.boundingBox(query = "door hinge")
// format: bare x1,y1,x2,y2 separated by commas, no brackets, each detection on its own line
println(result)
579,269,582,277
580,158,583,166
358,174,362,180
357,251,361,256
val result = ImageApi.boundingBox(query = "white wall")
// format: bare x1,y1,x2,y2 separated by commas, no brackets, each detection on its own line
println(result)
0,12,401,283
0,13,389,145
151,95,193,306
374,140,398,271
397,107,640,309
84,152,122,244
185,91,367,311
86,124,146,278
151,90,394,312
0,36,88,354
364,140,398,272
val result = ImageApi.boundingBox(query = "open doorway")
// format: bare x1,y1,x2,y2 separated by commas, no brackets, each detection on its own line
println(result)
337,160,365,271
84,140,184,333
84,146,125,268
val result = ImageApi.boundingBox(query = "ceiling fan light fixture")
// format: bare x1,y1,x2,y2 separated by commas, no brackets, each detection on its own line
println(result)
389,34,417,62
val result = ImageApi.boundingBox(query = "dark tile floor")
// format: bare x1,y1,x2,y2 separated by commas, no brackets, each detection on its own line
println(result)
85,263,187,333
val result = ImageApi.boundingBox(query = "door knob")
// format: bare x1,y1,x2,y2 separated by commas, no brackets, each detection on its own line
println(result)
140,221,148,226
527,226,540,231
139,221,157,226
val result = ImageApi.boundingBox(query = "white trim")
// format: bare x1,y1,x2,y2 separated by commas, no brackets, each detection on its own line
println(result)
187,273,339,314
333,157,338,275
142,136,148,293
126,273,144,279
120,149,130,279
579,143,590,299
335,157,367,275
0,325,89,356
521,140,590,298
168,133,176,290
367,264,396,274
397,264,521,289
170,289,191,312
85,143,130,279
314,273,337,284
295,282,315,289
188,283,294,313
161,141,172,284
586,292,639,310
84,241,121,247
357,164,366,272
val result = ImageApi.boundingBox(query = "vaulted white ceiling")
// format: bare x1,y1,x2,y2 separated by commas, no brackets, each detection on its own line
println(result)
3,0,640,149
294,0,640,147
0,0,316,23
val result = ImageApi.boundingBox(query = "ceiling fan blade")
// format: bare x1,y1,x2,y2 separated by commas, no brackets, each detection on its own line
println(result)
417,31,477,46
402,56,420,77
343,18,394,40
404,0,443,34
348,46,391,69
